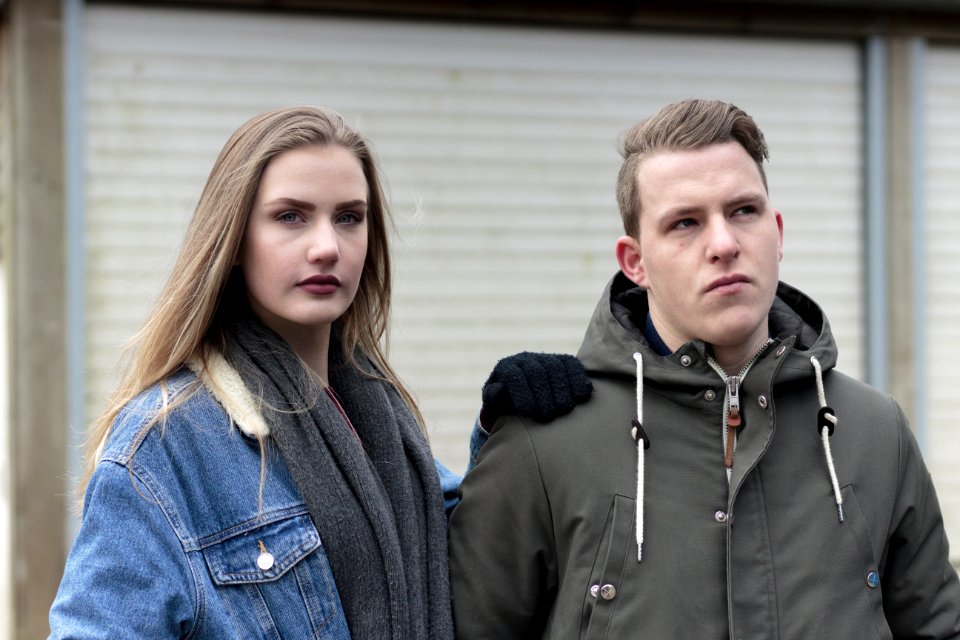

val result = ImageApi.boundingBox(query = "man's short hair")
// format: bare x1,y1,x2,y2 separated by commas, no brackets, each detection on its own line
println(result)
616,99,769,237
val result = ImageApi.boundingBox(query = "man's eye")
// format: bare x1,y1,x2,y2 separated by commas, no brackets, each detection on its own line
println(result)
672,218,696,230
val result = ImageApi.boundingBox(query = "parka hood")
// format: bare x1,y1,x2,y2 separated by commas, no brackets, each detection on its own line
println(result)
577,272,838,384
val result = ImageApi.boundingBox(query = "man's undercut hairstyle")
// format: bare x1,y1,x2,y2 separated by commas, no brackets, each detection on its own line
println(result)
616,99,770,236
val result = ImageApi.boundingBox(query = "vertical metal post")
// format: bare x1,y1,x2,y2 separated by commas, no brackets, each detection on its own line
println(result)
910,38,928,450
63,0,86,541
864,36,888,392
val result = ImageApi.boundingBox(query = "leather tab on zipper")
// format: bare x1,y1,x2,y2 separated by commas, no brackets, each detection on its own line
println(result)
724,423,739,468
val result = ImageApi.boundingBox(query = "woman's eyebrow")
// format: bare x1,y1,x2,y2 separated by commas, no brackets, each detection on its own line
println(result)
334,199,367,212
263,196,316,211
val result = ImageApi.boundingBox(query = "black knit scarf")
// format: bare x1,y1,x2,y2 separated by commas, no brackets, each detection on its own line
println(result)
222,318,453,640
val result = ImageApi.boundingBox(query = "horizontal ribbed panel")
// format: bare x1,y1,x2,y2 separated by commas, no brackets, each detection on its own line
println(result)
925,45,960,559
85,6,862,473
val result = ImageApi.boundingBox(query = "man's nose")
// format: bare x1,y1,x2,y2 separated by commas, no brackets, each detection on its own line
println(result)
706,219,740,262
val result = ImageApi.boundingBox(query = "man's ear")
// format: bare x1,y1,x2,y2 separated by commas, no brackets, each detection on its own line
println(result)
615,235,647,287
775,209,784,262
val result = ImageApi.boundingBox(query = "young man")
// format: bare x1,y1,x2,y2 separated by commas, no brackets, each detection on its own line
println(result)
448,99,960,639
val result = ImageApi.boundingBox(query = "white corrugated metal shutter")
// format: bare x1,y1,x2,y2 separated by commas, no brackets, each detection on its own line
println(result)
84,5,863,472
925,45,960,559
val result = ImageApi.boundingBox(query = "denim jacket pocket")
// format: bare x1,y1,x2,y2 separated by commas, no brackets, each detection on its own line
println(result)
202,510,351,639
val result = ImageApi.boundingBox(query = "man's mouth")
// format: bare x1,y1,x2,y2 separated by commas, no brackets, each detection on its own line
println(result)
705,274,749,294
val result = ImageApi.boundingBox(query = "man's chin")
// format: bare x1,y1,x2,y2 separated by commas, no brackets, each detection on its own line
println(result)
704,315,769,349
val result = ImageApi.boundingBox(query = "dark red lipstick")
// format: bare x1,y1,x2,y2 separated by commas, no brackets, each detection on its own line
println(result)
297,275,340,295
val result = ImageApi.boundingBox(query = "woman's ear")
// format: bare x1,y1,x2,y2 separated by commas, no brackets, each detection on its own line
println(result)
615,235,647,288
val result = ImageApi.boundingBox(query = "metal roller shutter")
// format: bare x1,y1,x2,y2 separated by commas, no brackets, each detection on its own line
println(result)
85,5,863,471
925,45,960,558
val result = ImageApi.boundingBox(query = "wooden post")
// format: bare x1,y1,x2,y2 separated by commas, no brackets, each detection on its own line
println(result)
885,36,918,424
1,0,68,636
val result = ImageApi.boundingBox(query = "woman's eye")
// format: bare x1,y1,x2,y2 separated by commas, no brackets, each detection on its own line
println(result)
277,211,301,223
336,212,363,225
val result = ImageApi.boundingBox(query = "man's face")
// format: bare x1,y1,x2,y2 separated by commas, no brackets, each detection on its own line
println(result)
616,141,783,360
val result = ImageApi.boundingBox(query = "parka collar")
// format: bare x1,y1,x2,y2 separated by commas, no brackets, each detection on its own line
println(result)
577,272,838,384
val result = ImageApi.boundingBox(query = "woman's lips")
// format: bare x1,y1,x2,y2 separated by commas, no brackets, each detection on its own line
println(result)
298,275,340,295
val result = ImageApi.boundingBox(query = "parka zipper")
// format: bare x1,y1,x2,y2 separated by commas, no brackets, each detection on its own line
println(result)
708,339,773,475
724,376,742,468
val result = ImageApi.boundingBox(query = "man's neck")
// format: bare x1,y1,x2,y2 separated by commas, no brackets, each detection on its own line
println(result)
643,312,770,374
709,332,771,375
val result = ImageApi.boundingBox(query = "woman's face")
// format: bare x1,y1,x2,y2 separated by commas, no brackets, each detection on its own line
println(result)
240,144,369,344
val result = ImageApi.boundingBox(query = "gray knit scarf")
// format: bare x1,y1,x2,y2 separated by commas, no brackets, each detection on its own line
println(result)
222,318,453,640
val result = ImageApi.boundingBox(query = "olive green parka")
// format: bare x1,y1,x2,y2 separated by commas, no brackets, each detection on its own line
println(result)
449,273,960,639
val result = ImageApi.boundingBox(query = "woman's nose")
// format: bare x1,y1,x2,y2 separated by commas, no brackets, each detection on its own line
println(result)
307,222,340,263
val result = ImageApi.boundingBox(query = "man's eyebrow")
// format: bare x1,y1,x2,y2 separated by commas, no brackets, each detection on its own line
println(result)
656,191,767,220
725,191,767,207
660,204,703,218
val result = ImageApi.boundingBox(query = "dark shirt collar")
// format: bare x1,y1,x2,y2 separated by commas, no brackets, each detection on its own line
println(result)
644,313,673,357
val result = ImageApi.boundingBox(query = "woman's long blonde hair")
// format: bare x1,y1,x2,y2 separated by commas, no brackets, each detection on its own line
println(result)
81,106,421,495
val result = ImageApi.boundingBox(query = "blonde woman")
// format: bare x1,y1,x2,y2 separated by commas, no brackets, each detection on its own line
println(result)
49,107,590,639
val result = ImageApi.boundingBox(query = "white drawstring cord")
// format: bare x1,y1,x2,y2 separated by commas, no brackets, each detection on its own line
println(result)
812,356,845,522
630,352,647,561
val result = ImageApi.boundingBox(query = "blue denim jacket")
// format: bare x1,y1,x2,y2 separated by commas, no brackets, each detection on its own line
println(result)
49,368,463,638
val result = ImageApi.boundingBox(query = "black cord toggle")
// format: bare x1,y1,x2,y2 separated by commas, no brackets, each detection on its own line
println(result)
631,419,651,449
817,405,837,436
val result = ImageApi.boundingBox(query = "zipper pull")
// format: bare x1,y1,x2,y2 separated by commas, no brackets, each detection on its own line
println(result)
724,376,742,469
727,375,742,427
